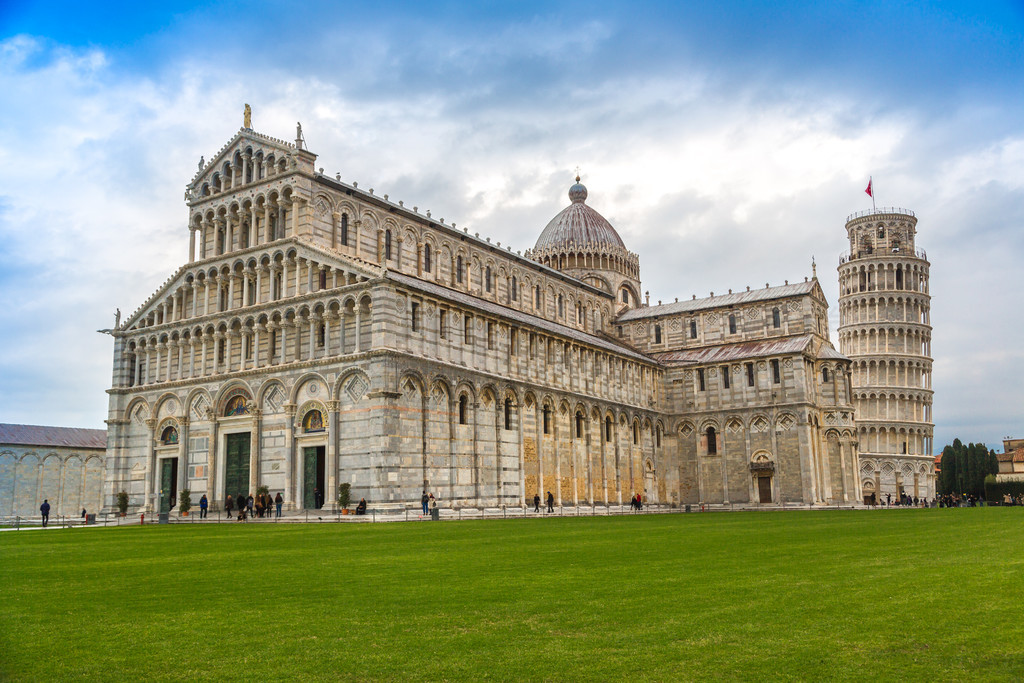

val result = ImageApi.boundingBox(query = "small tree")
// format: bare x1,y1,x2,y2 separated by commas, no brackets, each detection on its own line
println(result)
256,484,270,497
337,483,351,510
179,489,192,514
117,490,130,515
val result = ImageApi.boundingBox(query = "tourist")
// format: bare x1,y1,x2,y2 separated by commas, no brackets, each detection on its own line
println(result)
199,494,208,519
355,498,367,515
255,496,263,518
225,494,234,518
546,491,554,513
533,494,540,512
246,494,255,518
314,487,322,509
421,491,429,515
40,499,50,527
636,493,643,511
275,492,283,517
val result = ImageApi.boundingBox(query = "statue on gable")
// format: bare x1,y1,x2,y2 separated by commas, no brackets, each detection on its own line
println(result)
198,156,205,171
244,104,252,129
114,308,121,329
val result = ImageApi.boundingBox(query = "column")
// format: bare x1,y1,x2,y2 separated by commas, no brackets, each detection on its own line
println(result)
189,227,197,262
284,403,298,509
281,261,289,298
188,339,195,379
254,325,263,369
225,331,235,373
355,306,362,353
143,418,158,512
178,418,190,502
255,267,263,305
175,340,184,380
227,274,236,311
250,410,261,493
200,336,208,376
308,317,316,359
293,257,302,296
264,204,272,242
191,284,198,319
242,274,250,308
326,401,339,507
135,351,143,386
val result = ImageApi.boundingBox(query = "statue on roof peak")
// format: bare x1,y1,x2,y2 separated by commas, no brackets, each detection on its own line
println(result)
244,103,252,129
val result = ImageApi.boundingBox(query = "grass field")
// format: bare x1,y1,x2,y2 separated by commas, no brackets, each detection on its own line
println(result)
2,509,1022,681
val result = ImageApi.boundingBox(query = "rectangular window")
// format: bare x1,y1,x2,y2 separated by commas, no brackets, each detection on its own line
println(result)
698,368,706,392
464,316,472,345
510,328,518,356
340,214,348,246
317,324,325,348
722,366,730,389
617,325,623,337
690,320,697,338
319,269,327,290
487,321,494,349
439,309,447,339
411,302,419,332
654,325,662,344
746,362,755,387
771,359,781,384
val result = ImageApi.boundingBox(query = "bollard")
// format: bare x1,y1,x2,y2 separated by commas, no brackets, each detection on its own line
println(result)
140,513,145,525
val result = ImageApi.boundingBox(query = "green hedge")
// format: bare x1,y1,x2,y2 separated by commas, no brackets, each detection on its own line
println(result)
984,475,1024,501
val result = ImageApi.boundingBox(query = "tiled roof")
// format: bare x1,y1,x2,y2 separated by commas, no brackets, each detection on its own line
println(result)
534,182,626,251
651,335,845,364
385,271,655,364
1014,449,1024,463
618,281,817,321
0,424,107,449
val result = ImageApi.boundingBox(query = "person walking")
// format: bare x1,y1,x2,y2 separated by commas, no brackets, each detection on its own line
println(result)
40,499,50,527
533,494,540,512
275,492,283,518
421,491,430,516
246,494,255,518
546,491,554,513
225,494,234,519
199,494,208,519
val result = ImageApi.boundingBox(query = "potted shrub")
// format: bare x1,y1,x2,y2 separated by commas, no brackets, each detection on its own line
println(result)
337,483,351,515
179,489,191,516
117,490,129,517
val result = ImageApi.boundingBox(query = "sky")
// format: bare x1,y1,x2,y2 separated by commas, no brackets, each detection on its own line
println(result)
0,1,1021,452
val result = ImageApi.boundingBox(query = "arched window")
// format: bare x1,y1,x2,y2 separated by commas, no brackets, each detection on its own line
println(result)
340,213,348,246
535,285,542,309
543,405,551,435
558,294,564,317
384,230,392,260
511,276,518,301
632,423,639,444
224,395,250,416
621,289,629,304
654,324,662,344
707,427,717,455
160,426,178,445
485,266,492,293
303,410,325,433
459,395,468,425
690,320,697,338
822,367,830,383
456,256,464,284
575,412,583,439
772,308,780,328
504,398,512,431
729,314,737,334
423,244,432,273
605,416,613,442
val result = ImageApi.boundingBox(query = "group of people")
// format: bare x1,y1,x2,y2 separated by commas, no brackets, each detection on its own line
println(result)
224,492,284,520
531,492,556,512
629,493,644,511
420,491,438,515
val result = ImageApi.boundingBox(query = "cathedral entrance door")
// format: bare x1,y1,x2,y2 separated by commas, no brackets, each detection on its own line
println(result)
757,476,772,504
159,458,178,513
303,446,326,509
224,433,251,501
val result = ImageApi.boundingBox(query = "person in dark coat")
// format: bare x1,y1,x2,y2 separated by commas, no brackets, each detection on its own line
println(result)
314,488,322,509
546,491,554,513
225,494,234,518
533,494,540,512
421,491,430,515
40,499,50,527
199,494,208,519
275,492,283,517
247,494,255,518
355,498,367,515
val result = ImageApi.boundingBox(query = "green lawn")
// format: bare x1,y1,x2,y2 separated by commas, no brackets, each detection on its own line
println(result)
1,509,1022,681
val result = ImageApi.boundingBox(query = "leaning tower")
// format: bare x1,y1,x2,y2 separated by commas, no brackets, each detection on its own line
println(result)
838,208,935,504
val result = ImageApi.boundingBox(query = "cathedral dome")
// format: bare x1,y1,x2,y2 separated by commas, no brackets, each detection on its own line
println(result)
534,178,626,252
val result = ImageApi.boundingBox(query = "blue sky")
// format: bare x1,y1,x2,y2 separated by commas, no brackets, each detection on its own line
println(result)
1,1,1022,451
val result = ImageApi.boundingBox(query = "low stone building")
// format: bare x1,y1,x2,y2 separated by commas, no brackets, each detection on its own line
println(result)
995,437,1024,482
0,424,107,518
102,116,858,513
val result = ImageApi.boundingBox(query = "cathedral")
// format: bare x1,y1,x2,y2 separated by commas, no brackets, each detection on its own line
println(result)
103,117,861,514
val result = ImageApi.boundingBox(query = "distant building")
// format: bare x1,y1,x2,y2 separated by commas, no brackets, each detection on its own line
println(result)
995,437,1024,482
0,424,107,518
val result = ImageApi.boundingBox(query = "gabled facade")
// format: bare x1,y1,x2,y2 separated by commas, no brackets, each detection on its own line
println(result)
104,120,858,513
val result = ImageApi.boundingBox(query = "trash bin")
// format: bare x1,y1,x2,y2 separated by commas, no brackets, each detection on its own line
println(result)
158,513,170,524
685,504,691,513
85,514,96,525
430,508,439,521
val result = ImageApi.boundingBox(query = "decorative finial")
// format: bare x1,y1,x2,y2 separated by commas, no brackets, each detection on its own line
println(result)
812,256,817,279
295,122,304,150
243,104,252,129
574,165,581,183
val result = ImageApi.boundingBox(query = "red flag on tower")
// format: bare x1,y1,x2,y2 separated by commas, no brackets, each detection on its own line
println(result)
865,178,873,198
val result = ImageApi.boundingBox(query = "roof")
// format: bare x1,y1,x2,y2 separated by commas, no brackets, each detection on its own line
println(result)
385,271,655,364
534,181,626,251
618,280,818,321
651,334,847,365
0,424,107,450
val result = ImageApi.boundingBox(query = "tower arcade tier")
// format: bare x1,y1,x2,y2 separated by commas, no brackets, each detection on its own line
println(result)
838,208,935,503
